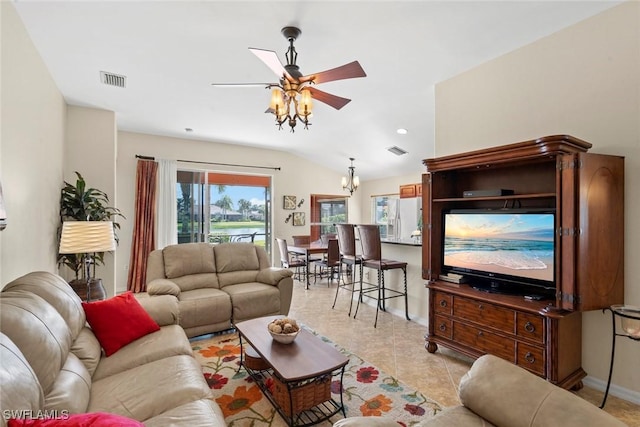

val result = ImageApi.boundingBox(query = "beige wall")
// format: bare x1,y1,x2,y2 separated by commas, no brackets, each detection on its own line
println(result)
0,3,66,284
434,1,639,399
115,131,355,294
62,106,117,291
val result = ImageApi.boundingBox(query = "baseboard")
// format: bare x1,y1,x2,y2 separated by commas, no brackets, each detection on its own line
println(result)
583,376,640,405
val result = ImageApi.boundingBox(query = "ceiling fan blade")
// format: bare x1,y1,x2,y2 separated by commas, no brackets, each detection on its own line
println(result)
307,87,351,110
249,48,294,81
300,61,366,84
211,83,275,87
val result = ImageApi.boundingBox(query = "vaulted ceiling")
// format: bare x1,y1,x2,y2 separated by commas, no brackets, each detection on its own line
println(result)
13,1,621,180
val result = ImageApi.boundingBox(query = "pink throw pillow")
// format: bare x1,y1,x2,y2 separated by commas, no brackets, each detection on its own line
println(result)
8,412,144,426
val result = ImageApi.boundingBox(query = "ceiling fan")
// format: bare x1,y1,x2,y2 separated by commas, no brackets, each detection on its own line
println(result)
212,26,366,131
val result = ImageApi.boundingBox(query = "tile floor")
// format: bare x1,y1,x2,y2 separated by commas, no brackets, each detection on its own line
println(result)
287,277,640,426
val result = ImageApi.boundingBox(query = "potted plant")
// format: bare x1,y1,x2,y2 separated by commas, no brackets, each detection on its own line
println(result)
58,172,125,295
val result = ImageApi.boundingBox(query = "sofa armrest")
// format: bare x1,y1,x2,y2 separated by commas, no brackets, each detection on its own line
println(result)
147,279,181,297
256,267,293,286
459,355,627,427
134,293,179,326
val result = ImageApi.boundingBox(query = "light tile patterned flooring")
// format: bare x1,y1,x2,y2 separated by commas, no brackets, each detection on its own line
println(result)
287,277,640,426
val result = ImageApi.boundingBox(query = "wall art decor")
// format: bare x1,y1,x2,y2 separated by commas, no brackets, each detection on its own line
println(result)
293,212,305,226
283,195,296,210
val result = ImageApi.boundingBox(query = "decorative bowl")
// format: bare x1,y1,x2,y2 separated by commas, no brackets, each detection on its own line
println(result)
267,318,300,344
268,329,300,344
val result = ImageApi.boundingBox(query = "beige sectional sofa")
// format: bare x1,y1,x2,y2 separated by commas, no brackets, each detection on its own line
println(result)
0,271,225,426
334,354,627,427
146,242,293,337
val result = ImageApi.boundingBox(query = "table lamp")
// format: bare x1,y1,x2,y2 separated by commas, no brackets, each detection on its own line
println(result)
59,221,116,302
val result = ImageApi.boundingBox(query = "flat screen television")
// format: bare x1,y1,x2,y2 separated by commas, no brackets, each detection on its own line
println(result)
441,209,556,298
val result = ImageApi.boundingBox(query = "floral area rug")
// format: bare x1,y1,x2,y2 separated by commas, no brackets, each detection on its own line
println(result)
191,330,442,426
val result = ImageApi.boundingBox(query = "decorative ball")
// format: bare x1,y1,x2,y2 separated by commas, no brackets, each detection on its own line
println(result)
267,318,300,344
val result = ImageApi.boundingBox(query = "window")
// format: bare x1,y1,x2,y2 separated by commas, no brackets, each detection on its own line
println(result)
176,170,272,254
309,194,348,241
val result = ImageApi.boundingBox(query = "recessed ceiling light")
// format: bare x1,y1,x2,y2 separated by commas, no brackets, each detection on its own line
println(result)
396,128,408,135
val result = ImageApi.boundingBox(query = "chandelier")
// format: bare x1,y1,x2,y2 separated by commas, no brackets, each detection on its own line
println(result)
341,158,360,195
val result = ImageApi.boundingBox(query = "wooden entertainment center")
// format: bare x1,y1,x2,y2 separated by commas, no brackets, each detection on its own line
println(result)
421,135,624,389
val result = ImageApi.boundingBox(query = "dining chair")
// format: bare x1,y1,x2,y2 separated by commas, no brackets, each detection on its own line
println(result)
231,232,257,243
320,233,337,245
292,235,311,245
314,238,340,286
276,238,306,281
355,224,410,327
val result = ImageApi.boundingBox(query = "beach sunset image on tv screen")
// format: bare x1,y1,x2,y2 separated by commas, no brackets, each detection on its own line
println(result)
443,212,555,283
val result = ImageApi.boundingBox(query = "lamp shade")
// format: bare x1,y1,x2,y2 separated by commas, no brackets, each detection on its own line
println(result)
59,221,116,254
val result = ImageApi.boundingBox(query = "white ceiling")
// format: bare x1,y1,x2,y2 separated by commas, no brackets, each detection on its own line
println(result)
13,0,621,180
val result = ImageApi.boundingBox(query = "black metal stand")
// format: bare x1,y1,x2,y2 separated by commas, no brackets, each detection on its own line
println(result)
600,305,640,408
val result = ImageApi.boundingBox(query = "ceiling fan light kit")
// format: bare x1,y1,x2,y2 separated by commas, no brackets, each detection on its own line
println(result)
213,26,366,132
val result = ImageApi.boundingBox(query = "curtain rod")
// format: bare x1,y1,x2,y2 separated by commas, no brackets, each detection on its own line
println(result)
135,155,281,171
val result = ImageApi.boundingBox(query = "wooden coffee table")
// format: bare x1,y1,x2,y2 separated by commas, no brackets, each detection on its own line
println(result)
235,316,349,426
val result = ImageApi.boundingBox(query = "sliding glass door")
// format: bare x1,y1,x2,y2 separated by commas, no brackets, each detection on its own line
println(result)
176,170,272,255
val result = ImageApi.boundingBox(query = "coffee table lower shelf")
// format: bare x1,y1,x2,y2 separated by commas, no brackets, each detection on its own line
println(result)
242,363,346,427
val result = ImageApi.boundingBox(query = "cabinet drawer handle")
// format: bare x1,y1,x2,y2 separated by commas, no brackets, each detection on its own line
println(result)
477,331,484,337
525,352,535,364
524,321,536,333
478,304,484,310
439,323,447,332
440,300,447,307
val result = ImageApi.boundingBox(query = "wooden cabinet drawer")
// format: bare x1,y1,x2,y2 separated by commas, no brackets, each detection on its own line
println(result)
516,312,545,343
433,292,452,315
433,315,452,340
516,343,545,376
453,296,515,334
453,321,515,362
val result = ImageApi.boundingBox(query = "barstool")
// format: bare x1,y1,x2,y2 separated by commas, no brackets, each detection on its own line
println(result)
355,224,410,328
333,224,363,315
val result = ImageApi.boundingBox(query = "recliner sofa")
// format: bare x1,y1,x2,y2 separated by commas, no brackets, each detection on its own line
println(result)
0,271,225,426
145,242,294,337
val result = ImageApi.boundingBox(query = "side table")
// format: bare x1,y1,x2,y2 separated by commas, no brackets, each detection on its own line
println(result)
600,305,640,408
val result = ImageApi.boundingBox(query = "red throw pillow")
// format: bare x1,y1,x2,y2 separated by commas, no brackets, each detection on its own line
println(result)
82,292,160,356
8,412,144,426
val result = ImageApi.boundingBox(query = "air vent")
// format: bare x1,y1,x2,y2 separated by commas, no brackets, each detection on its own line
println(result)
100,71,126,88
387,146,408,156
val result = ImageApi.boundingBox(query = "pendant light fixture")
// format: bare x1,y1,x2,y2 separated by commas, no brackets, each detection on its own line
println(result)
341,158,360,195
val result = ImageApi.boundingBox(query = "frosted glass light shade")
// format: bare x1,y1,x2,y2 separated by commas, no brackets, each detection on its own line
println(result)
59,221,116,254
298,89,313,115
270,88,285,113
